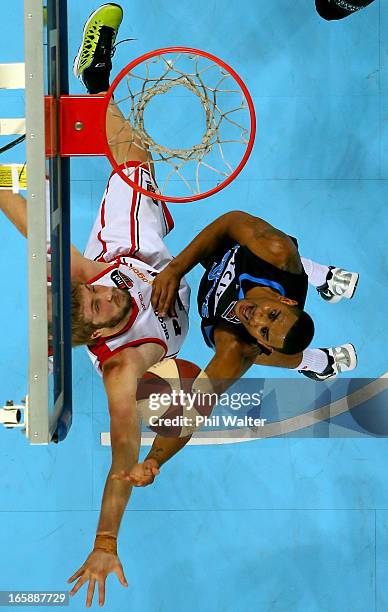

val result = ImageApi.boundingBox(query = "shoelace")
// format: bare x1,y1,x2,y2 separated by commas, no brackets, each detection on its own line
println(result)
110,38,136,58
81,30,135,64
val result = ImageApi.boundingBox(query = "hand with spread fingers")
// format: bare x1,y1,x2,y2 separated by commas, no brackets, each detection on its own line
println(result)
111,458,160,487
151,263,182,318
68,539,128,607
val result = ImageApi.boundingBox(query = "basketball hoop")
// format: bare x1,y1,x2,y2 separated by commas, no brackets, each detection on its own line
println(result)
102,47,256,203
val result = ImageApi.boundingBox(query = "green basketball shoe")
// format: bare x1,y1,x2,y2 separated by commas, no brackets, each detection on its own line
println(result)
73,4,123,94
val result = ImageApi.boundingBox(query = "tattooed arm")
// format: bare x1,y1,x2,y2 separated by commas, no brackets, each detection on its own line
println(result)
145,435,192,467
113,370,216,487
113,434,192,487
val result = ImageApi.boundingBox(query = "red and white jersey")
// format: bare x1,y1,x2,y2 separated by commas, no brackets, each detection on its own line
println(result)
86,257,190,374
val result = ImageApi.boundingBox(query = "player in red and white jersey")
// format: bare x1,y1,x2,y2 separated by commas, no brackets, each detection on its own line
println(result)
85,256,189,374
81,156,190,374
1,6,192,606
67,7,195,604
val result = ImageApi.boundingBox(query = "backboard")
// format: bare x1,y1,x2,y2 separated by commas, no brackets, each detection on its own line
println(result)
23,0,72,443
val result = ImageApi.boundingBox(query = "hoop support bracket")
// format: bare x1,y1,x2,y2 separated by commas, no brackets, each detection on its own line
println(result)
45,94,106,157
42,46,256,203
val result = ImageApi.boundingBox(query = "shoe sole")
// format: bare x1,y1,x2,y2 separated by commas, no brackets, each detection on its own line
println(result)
343,272,359,300
299,343,357,381
327,271,359,304
336,343,357,373
73,3,123,78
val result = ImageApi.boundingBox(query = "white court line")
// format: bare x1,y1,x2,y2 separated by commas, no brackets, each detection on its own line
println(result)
100,373,388,446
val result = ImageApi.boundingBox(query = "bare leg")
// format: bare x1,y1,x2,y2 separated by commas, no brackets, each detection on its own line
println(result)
101,92,151,167
254,351,302,369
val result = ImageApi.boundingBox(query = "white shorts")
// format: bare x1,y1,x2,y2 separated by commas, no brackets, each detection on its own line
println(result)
84,163,175,271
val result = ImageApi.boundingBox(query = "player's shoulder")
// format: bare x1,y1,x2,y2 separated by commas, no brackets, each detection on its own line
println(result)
213,321,263,358
238,233,301,273
213,322,247,351
102,342,165,376
76,257,116,284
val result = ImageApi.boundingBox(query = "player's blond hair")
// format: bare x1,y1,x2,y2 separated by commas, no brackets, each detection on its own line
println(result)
70,283,98,347
48,284,96,348
49,283,131,349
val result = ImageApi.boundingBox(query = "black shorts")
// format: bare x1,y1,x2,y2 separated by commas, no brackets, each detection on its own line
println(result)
315,0,375,20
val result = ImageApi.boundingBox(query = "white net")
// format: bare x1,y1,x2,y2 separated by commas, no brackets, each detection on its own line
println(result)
107,50,255,201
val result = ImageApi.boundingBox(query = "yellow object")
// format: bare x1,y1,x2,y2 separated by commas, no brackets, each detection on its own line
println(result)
0,164,27,192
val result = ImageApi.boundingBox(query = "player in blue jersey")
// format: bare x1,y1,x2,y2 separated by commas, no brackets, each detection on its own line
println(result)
152,211,358,386
114,211,360,491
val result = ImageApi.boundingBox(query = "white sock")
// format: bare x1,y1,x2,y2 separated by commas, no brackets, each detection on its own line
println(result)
295,348,329,373
301,257,330,287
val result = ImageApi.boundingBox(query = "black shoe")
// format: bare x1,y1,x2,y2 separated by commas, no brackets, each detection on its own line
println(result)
315,0,375,21
73,4,123,94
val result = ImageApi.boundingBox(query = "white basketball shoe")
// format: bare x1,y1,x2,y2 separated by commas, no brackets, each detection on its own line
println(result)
317,267,359,304
299,343,357,381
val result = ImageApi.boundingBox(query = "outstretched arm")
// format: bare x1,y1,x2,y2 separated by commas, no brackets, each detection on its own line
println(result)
0,188,105,282
0,189,28,238
144,435,192,467
152,211,300,316
117,326,258,488
68,343,162,606
116,434,193,487
144,330,301,472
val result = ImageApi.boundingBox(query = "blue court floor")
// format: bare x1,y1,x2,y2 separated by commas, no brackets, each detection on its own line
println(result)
1,1,388,610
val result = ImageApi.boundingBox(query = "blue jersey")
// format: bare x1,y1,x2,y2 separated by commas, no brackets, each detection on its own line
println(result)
197,242,308,350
